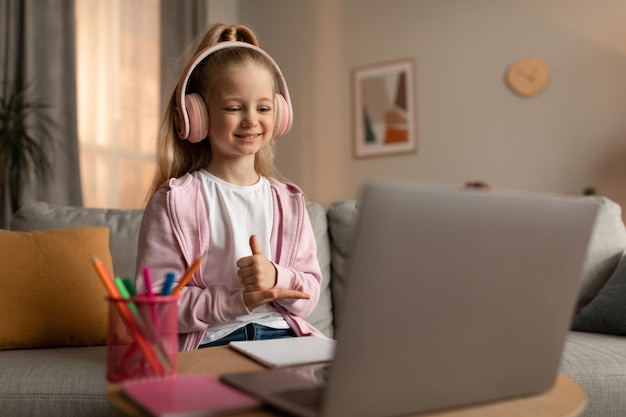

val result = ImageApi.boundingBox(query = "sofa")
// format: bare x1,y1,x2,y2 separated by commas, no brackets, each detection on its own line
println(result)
1,193,626,417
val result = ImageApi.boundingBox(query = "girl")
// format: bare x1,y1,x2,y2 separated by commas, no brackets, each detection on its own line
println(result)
135,23,323,351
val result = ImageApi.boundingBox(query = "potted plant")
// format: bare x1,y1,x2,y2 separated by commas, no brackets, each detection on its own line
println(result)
0,79,56,214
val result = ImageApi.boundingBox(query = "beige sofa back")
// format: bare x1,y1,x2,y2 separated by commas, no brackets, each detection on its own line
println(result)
10,194,626,341
9,200,336,338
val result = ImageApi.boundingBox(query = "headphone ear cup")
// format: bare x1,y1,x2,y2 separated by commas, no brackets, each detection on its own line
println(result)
273,94,291,139
185,93,209,143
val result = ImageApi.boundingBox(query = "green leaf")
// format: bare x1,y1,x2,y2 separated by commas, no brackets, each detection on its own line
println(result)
0,79,58,212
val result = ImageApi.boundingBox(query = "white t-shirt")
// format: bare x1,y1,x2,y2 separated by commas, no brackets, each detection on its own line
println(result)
192,170,289,344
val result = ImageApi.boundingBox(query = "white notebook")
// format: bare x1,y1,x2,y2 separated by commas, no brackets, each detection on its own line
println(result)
229,336,336,368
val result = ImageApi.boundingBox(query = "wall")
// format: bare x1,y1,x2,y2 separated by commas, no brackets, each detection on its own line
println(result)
205,0,238,24
230,0,626,209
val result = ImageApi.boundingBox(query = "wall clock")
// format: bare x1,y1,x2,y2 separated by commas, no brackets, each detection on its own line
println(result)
505,57,550,98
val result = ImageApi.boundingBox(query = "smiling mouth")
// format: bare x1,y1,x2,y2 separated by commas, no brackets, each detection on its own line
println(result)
235,133,261,139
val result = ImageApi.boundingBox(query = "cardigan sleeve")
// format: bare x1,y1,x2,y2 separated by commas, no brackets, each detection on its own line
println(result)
271,188,322,319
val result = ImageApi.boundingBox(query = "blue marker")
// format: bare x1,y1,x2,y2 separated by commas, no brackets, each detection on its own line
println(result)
162,272,175,296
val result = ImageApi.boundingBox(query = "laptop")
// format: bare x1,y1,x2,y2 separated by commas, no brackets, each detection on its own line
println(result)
221,180,599,417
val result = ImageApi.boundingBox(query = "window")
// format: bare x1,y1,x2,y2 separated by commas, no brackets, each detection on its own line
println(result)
75,0,159,208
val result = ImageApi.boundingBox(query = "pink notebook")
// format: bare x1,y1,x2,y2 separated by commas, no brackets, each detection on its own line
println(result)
120,373,261,417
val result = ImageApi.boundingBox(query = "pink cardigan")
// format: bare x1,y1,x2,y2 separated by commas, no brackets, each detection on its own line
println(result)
135,174,323,351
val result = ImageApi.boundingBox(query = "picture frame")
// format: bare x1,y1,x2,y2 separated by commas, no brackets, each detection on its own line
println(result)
352,58,417,158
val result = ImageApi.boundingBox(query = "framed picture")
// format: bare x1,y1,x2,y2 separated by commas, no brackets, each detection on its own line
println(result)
352,58,417,158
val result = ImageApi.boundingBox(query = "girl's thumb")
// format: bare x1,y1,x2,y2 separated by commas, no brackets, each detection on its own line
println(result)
249,234,263,255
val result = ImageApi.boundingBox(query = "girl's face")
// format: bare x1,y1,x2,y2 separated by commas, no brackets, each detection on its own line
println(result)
206,62,275,166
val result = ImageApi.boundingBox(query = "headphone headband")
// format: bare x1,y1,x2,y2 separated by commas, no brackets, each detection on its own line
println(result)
174,41,293,141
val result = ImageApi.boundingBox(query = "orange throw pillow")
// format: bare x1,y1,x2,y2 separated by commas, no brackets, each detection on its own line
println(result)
0,227,113,349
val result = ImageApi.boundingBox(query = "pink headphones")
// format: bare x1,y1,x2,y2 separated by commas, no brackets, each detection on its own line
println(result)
173,41,293,143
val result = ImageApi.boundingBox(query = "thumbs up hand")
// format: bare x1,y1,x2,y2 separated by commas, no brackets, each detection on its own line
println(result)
236,234,277,292
237,234,311,311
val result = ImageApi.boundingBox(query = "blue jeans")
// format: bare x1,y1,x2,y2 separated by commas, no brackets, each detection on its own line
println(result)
198,323,296,348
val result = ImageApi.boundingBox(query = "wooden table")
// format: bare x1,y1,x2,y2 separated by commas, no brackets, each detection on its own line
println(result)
108,346,587,417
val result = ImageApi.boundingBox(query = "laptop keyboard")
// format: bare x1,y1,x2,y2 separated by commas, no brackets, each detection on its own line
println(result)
274,386,325,414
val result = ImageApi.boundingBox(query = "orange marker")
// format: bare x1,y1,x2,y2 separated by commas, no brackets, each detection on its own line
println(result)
171,253,207,295
91,255,165,374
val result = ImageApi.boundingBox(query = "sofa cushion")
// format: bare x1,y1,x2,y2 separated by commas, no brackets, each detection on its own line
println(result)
304,201,333,338
576,196,626,313
572,252,626,335
10,201,144,280
0,346,124,416
561,331,626,417
0,226,113,349
326,201,359,332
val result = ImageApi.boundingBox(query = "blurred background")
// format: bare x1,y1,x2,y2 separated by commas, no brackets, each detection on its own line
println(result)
2,0,625,225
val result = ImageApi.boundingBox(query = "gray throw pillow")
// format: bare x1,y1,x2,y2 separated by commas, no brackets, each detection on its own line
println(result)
304,201,334,338
572,252,626,335
575,196,626,313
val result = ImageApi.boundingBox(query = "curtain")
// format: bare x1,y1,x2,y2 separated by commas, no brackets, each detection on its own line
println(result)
76,0,160,209
0,0,82,228
159,0,207,114
75,0,206,209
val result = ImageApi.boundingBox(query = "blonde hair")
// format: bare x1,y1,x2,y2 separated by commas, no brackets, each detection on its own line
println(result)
147,23,279,199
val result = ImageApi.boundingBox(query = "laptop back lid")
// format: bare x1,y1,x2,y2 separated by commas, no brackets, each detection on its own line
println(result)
321,180,597,417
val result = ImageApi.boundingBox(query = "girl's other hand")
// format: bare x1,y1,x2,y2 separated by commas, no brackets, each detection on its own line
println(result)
243,288,311,311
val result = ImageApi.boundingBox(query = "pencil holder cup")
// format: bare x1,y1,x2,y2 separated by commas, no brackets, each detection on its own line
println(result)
106,295,179,382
